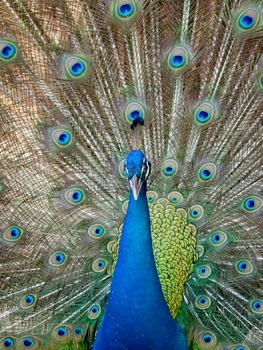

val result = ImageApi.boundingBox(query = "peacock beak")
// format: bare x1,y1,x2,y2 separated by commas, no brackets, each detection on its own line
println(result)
129,175,142,201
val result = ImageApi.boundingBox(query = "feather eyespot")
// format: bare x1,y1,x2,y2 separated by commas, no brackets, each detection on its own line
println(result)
236,259,254,275
17,337,41,349
114,0,136,20
124,101,145,125
189,205,204,221
147,191,158,203
236,8,259,31
195,295,211,309
88,303,102,320
197,332,217,348
250,299,262,314
51,128,74,149
210,231,228,248
0,41,18,62
88,224,106,239
196,244,205,258
52,326,72,343
63,188,86,206
48,251,68,267
167,46,191,73
161,159,178,177
64,56,88,79
3,226,24,242
230,346,250,350
1,337,15,349
74,327,84,337
194,102,216,126
92,258,107,273
20,294,37,309
241,196,262,213
197,265,212,279
167,191,184,205
198,163,217,182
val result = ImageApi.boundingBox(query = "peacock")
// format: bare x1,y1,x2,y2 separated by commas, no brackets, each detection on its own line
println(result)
0,0,262,349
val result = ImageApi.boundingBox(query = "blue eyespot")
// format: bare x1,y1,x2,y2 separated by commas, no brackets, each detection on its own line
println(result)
194,102,215,126
239,15,254,29
118,4,134,18
167,46,191,73
0,41,17,62
92,258,107,272
64,56,88,79
88,303,102,319
236,259,254,275
170,55,185,68
195,295,211,309
88,224,106,239
48,251,68,267
191,210,198,217
23,338,34,348
3,338,14,348
201,169,211,179
197,111,210,123
55,253,65,263
70,62,85,76
128,109,142,121
164,166,175,175
1,44,15,59
236,8,259,33
74,327,84,336
250,299,262,314
202,335,212,343
242,195,262,213
25,296,34,305
3,226,24,243
10,227,21,239
57,327,67,337
198,265,211,278
72,190,83,203
58,132,71,145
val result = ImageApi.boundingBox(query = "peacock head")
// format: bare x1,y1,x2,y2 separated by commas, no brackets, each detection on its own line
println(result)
124,150,151,200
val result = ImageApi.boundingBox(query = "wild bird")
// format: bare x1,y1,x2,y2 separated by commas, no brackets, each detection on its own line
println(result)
0,0,263,349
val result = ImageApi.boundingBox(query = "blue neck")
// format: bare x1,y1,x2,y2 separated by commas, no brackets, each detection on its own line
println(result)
94,182,187,350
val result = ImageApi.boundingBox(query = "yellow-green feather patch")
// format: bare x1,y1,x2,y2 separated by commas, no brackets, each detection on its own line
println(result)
149,199,197,317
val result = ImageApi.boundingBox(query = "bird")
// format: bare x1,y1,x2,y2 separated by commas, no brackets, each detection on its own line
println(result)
0,0,262,349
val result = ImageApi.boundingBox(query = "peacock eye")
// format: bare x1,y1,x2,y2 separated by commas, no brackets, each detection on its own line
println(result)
63,188,86,206
124,101,145,125
88,224,106,239
189,205,204,220
3,226,24,242
51,128,73,148
210,231,228,248
88,303,102,320
167,46,191,73
48,251,68,267
232,346,249,350
167,191,184,205
52,325,72,343
74,327,84,337
92,258,107,273
17,336,41,349
241,196,262,213
197,265,211,279
195,295,211,309
250,299,262,314
196,332,217,348
236,259,254,275
0,41,18,62
20,294,37,309
147,191,158,203
115,0,136,20
198,163,217,182
236,8,259,31
64,56,88,79
2,337,15,348
161,159,178,177
194,102,216,126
